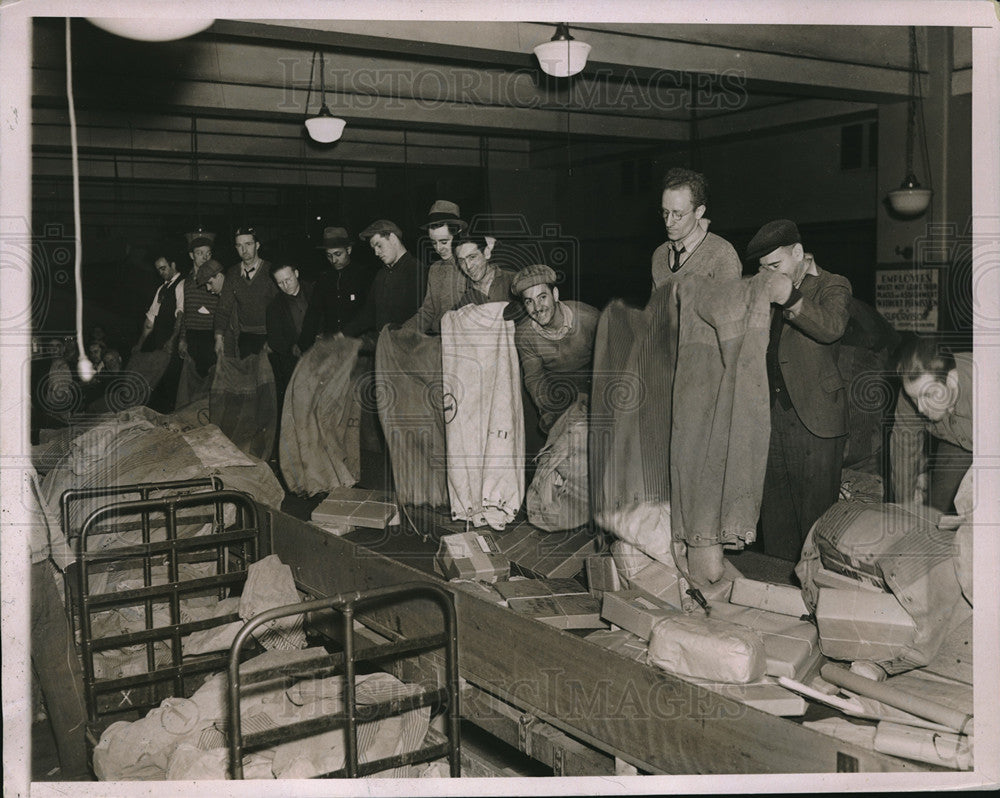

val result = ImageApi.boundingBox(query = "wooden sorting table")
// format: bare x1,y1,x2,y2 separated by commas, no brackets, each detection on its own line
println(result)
268,506,934,776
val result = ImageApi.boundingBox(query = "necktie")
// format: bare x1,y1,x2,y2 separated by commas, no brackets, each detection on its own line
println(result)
670,244,686,272
244,268,255,281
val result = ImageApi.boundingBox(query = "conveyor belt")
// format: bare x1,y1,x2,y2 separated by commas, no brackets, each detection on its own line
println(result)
268,504,935,775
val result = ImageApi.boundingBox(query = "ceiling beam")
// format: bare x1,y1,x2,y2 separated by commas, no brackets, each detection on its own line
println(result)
211,19,917,102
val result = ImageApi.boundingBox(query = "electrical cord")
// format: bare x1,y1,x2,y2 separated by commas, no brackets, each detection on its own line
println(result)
65,18,93,383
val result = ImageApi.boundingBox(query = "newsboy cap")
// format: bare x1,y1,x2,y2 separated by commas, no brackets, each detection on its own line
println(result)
359,219,404,241
195,258,225,286
419,200,468,233
186,229,216,251
745,219,801,262
316,226,353,249
511,264,558,298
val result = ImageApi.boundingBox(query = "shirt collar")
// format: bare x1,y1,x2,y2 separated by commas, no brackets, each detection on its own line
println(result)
532,301,573,340
674,217,709,254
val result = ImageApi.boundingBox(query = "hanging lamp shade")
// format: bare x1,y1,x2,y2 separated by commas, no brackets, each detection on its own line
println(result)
534,23,591,78
305,106,347,143
887,27,932,218
305,51,347,143
888,174,933,216
87,18,214,42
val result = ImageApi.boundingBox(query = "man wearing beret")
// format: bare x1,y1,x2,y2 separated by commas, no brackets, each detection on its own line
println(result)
651,167,742,291
178,230,221,378
214,225,277,358
512,264,600,434
341,220,424,343
747,219,852,561
299,226,372,350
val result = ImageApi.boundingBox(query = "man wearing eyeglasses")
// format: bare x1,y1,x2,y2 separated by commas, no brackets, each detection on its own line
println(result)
651,167,742,291
214,225,278,358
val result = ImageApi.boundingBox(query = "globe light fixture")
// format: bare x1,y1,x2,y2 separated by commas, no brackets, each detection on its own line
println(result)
887,27,932,217
534,23,591,78
305,51,347,144
87,17,214,42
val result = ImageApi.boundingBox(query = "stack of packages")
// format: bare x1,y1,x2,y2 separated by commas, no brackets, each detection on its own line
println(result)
584,542,822,718
434,528,606,630
309,487,399,537
789,499,974,770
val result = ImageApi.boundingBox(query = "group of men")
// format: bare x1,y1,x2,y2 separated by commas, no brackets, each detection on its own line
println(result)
137,200,599,451
138,169,972,564
653,166,972,563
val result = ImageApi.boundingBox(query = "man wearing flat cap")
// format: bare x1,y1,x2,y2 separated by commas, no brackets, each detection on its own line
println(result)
651,167,742,291
299,226,371,350
186,228,215,274
402,200,473,334
178,239,223,377
747,219,852,561
214,225,277,358
512,264,600,434
341,220,424,342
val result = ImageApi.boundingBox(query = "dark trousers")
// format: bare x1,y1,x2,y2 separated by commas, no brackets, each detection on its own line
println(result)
237,332,267,358
927,439,974,513
185,329,217,378
31,559,89,778
760,399,846,562
148,352,183,414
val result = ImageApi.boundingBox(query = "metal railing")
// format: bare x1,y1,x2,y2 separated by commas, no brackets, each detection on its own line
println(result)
226,582,461,779
75,488,260,727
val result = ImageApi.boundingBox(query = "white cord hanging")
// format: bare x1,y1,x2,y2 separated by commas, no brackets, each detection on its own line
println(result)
66,18,94,382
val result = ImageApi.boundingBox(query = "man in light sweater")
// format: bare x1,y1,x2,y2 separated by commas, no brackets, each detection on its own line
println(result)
402,200,470,334
889,336,972,511
651,167,742,291
512,264,600,434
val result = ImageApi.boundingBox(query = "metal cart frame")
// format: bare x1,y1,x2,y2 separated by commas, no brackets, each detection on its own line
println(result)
72,486,262,737
226,581,461,779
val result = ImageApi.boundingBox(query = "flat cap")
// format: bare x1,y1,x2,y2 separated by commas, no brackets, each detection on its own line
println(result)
186,229,216,250
233,225,259,240
316,226,353,249
511,264,558,298
359,219,403,241
745,219,801,262
195,258,225,286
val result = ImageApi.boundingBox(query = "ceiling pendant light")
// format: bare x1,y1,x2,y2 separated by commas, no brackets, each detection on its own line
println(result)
534,23,591,78
87,17,214,42
887,27,932,217
305,51,346,144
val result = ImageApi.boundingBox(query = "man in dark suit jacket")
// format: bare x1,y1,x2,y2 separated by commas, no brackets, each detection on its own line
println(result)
747,219,852,561
266,262,314,410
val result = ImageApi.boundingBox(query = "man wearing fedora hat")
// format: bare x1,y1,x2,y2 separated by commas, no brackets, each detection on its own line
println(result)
746,218,852,561
402,199,472,334
651,167,742,291
511,263,600,434
299,226,371,350
341,220,424,342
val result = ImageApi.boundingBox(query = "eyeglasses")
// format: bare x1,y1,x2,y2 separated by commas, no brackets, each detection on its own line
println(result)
660,208,693,222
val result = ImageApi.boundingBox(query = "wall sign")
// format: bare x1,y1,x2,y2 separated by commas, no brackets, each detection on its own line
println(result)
875,268,939,331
